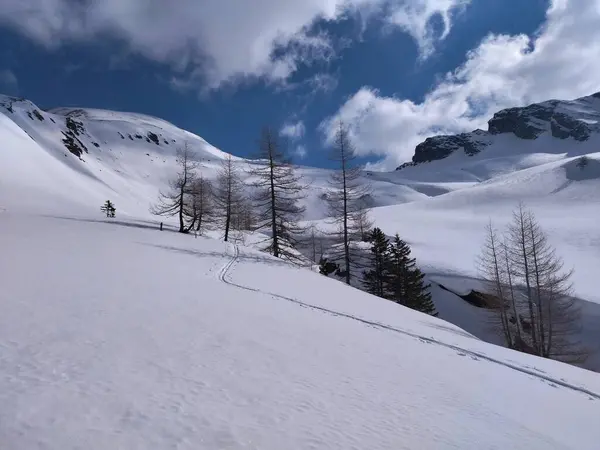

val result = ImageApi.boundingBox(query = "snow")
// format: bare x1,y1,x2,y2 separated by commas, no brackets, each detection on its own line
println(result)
2,93,600,447
1,212,600,449
0,96,229,216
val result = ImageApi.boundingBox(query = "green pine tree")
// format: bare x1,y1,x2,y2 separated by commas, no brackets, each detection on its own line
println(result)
386,234,437,316
319,258,339,276
362,228,391,298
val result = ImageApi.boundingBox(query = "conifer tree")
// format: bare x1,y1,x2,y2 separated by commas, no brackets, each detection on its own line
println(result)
100,200,116,218
355,200,374,242
248,127,306,261
319,257,339,276
325,121,371,284
503,204,584,363
150,144,198,233
362,228,391,298
186,175,214,235
386,235,437,316
213,154,244,242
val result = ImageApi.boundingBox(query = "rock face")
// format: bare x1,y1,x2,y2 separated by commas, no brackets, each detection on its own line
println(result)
398,92,600,170
412,129,491,164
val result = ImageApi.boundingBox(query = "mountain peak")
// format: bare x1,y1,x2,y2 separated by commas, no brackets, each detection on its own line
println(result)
398,92,600,170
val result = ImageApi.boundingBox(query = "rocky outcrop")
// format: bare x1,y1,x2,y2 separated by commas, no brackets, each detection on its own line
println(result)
412,129,490,164
397,92,600,170
487,99,598,141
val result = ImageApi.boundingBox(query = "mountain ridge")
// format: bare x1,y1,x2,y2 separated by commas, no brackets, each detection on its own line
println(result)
397,92,600,170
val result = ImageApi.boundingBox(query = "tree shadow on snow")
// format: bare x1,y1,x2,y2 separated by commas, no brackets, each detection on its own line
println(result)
43,214,178,233
139,242,293,268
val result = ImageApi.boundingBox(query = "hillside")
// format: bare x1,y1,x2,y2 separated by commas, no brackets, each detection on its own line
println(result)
375,93,600,308
1,211,600,449
0,95,229,216
1,92,600,368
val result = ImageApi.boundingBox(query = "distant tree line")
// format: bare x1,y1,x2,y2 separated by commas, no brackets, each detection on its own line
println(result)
143,123,586,366
147,124,439,318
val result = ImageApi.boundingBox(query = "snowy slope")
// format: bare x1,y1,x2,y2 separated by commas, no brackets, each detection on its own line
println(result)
0,95,229,216
2,92,600,365
1,211,600,449
0,95,430,220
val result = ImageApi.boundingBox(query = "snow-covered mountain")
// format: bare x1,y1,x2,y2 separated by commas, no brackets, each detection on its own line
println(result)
2,92,600,448
0,94,229,215
399,92,600,168
1,92,599,334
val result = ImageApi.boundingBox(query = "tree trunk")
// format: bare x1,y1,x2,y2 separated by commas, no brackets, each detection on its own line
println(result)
341,149,350,285
224,185,231,242
196,212,202,232
518,210,538,353
178,184,185,233
269,148,279,257
503,240,523,346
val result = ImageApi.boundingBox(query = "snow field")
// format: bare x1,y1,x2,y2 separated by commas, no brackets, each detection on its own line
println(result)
1,213,600,449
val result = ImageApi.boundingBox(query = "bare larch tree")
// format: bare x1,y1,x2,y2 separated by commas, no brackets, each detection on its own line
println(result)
248,127,306,261
213,154,245,242
478,221,520,348
186,175,214,235
325,121,371,284
480,204,586,364
150,143,198,233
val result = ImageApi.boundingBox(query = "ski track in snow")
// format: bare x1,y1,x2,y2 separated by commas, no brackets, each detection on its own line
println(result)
218,244,600,401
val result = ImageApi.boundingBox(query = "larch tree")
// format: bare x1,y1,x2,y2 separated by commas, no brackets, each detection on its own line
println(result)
230,194,255,241
325,121,371,284
248,127,306,261
478,221,518,348
308,224,321,264
504,204,585,363
213,154,245,242
355,199,374,242
186,175,214,235
150,143,198,233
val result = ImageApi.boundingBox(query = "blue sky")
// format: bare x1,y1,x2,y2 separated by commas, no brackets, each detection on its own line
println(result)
1,0,599,170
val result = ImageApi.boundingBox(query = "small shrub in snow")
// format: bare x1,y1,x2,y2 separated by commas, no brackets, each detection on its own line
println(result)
576,156,589,170
101,200,116,218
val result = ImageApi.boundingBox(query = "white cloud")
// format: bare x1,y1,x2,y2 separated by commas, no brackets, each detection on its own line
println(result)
307,73,339,93
0,0,467,90
386,0,470,59
280,121,306,140
322,0,600,169
281,121,308,159
294,145,308,159
0,69,18,94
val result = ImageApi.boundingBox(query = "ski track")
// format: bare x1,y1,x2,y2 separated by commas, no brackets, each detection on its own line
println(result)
218,244,600,401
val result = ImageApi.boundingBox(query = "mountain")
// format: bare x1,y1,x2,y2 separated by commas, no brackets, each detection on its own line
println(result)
2,91,600,447
0,94,229,215
1,92,600,367
0,95,433,219
398,92,600,169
